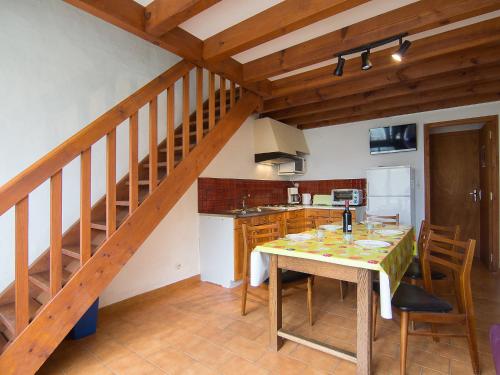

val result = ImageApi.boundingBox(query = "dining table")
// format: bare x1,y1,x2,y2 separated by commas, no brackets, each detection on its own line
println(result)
250,223,415,375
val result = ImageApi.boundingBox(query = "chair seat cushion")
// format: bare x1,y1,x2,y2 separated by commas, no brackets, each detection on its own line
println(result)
404,260,446,280
264,270,309,285
391,282,453,313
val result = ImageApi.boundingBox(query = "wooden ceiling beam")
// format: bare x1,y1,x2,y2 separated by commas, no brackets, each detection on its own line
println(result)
299,92,500,129
145,0,221,37
63,0,271,96
242,0,500,83
271,17,500,97
287,80,500,125
271,64,500,122
202,0,368,61
262,43,500,112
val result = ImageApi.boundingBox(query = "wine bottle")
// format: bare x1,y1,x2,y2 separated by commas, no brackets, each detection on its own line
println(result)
343,200,352,233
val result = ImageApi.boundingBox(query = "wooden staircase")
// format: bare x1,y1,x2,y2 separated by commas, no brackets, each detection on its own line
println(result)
0,60,260,374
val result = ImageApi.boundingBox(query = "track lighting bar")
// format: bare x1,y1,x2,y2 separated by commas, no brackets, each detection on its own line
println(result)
333,33,410,76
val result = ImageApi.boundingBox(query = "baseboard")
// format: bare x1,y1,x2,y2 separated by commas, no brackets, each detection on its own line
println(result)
99,275,201,314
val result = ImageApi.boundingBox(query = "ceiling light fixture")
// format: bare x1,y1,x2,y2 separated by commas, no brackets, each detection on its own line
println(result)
333,33,408,76
392,39,412,62
334,56,345,77
361,50,372,70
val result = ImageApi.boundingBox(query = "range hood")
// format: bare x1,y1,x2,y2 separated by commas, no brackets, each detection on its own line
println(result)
254,117,310,165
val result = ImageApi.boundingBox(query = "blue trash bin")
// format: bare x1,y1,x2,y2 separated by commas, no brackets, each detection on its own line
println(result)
68,299,99,340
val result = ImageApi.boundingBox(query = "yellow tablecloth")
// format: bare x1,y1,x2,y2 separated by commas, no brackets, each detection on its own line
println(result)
251,224,415,318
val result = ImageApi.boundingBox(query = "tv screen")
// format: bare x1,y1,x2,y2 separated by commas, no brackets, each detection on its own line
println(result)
369,124,417,154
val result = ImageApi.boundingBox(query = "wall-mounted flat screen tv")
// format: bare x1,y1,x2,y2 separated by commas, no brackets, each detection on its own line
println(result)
369,124,417,154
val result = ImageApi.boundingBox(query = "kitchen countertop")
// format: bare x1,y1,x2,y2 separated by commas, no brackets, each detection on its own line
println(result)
199,204,365,218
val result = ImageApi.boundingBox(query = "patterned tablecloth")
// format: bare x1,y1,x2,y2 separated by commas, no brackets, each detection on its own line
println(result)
250,224,415,319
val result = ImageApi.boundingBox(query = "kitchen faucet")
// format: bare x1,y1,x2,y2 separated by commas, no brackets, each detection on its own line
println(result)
242,193,250,210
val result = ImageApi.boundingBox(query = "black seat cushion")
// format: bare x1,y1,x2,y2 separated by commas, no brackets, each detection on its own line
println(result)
264,270,309,285
404,260,446,280
373,281,452,313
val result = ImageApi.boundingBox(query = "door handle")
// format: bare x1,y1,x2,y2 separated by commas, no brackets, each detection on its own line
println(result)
469,189,481,202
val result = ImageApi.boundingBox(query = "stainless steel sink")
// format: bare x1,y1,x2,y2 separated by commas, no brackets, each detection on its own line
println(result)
227,206,285,217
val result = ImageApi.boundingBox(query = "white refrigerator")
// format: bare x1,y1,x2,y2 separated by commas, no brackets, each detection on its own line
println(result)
366,166,415,227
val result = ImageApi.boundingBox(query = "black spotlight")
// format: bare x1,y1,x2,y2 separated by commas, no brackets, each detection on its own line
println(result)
361,50,372,70
392,39,411,62
334,56,345,76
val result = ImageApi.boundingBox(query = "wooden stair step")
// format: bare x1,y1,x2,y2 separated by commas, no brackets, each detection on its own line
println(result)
144,162,167,169
0,298,41,336
90,222,107,231
116,200,130,207
92,210,129,230
125,180,150,186
62,243,98,259
29,269,73,293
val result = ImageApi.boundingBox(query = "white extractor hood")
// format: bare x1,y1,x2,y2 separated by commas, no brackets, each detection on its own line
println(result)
254,117,310,165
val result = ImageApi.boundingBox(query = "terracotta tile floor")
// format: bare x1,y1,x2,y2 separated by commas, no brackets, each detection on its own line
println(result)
38,263,498,374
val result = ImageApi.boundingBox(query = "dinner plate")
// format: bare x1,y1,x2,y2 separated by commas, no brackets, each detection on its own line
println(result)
286,233,314,242
319,224,342,231
354,240,391,249
375,229,404,236
361,221,382,226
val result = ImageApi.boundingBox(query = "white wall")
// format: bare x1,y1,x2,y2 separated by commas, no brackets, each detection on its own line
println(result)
299,101,500,248
0,0,193,291
100,115,279,305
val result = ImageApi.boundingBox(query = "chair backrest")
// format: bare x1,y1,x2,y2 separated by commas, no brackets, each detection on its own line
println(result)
366,213,400,225
285,217,315,234
421,231,476,313
313,216,336,228
416,220,461,258
242,222,281,261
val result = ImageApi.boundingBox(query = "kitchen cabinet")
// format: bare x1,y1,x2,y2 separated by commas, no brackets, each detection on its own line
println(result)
200,206,364,287
305,208,358,222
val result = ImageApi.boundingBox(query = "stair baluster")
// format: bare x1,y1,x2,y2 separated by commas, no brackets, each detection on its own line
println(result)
80,148,92,265
209,71,216,130
230,81,236,109
149,98,158,193
129,113,139,213
167,84,175,175
182,73,190,159
106,130,117,237
220,77,227,119
14,197,29,336
196,67,204,144
49,171,63,296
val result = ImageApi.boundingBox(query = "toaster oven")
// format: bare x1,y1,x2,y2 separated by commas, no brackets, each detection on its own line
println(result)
331,189,363,206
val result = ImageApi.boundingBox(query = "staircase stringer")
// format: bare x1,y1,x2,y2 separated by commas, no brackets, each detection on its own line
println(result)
0,92,260,375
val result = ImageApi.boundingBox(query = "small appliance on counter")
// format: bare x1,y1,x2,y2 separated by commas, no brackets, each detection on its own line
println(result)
331,189,363,206
312,194,333,206
302,193,312,205
287,187,301,204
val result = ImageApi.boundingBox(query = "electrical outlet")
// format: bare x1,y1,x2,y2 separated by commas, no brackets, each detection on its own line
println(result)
176,263,182,270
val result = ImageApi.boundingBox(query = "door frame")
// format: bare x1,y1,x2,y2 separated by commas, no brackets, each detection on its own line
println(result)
424,115,499,271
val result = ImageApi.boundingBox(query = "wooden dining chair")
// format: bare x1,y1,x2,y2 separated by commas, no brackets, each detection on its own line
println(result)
385,232,479,375
240,222,314,325
285,216,315,235
365,213,400,225
312,216,336,227
311,217,348,300
405,220,461,285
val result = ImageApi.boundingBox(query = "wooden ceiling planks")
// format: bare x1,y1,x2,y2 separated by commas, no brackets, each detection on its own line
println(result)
242,0,500,83
145,0,222,37
270,17,500,98
202,0,369,61
63,0,500,128
262,42,500,112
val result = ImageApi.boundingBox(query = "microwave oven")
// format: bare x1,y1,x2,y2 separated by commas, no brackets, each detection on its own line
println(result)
278,157,306,175
331,189,363,206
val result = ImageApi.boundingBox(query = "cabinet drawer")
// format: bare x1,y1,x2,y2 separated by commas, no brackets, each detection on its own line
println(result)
305,209,330,218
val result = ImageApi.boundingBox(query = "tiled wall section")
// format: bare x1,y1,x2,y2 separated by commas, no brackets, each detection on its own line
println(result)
198,178,366,212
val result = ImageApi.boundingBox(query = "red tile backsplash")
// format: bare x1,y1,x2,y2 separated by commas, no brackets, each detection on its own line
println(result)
198,177,366,212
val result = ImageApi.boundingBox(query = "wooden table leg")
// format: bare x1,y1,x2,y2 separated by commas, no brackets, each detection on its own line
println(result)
269,254,283,351
357,268,372,375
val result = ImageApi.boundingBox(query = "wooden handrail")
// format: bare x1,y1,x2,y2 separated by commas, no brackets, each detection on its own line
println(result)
0,60,193,216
